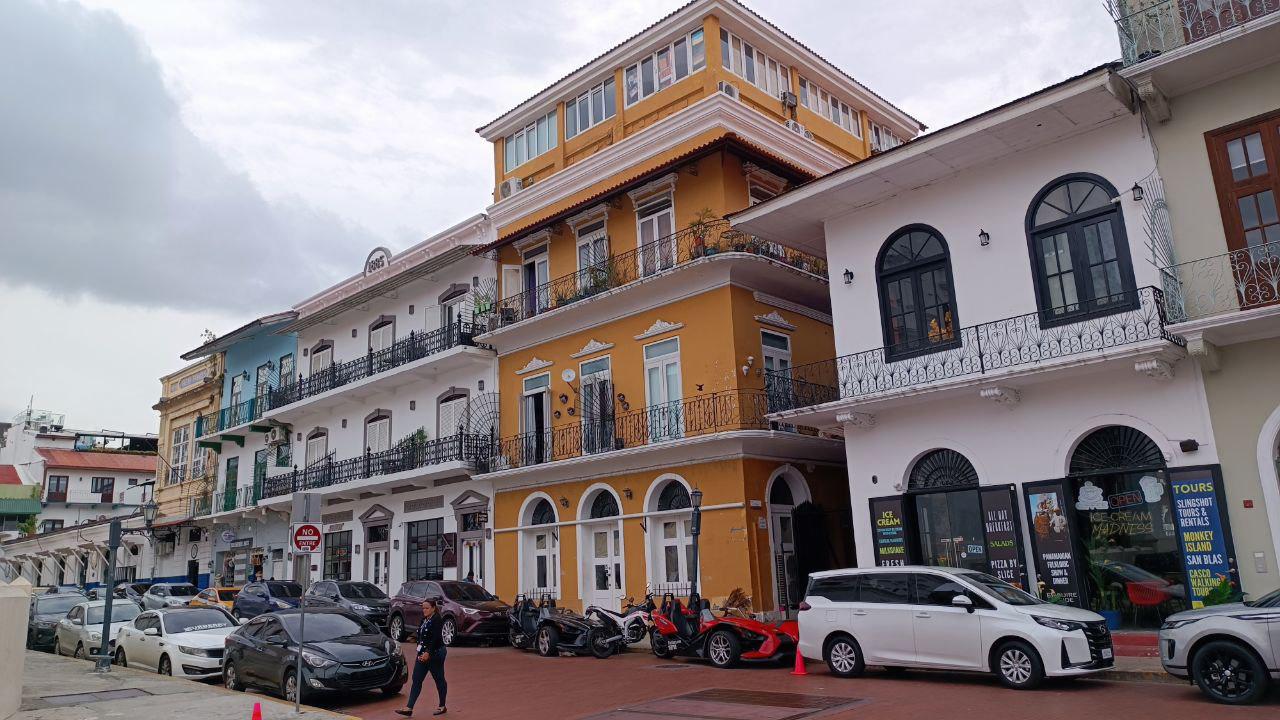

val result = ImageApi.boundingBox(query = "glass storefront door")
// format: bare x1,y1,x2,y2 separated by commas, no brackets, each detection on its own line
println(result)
913,490,988,572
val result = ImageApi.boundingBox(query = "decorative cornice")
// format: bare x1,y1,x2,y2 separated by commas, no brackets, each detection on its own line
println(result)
835,411,876,430
570,339,615,359
514,229,552,252
1135,358,1175,381
565,204,610,235
1186,336,1220,372
515,357,553,375
625,172,678,205
752,291,833,325
978,386,1021,408
754,311,796,331
634,320,684,341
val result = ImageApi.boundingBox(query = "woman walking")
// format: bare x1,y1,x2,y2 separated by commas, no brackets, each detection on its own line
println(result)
395,598,447,716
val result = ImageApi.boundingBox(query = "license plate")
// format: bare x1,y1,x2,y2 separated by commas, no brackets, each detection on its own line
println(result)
1101,648,1113,659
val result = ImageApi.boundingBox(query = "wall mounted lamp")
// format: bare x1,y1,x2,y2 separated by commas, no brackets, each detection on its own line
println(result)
1131,182,1144,202
978,229,990,247
842,269,854,285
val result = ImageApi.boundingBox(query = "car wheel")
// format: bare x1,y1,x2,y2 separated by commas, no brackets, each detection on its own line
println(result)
441,617,457,647
53,637,62,656
1191,640,1268,705
159,655,172,676
994,640,1044,690
535,625,559,657
650,631,674,659
114,649,127,668
707,630,741,669
389,614,406,642
282,670,303,703
73,643,84,660
224,661,243,692
823,634,865,678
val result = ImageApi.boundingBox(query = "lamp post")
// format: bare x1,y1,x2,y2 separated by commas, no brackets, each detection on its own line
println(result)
93,499,159,672
688,489,703,603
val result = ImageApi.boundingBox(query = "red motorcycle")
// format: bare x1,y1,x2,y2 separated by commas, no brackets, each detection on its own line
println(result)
649,593,798,669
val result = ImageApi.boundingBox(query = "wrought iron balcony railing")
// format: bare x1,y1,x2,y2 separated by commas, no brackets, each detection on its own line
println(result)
479,390,812,472
260,432,490,499
1161,240,1280,322
1109,0,1280,66
765,287,1184,413
189,492,213,518
194,394,264,438
220,484,259,513
482,220,828,330
267,321,482,411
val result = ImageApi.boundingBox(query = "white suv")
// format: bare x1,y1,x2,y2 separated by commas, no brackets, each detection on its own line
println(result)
1158,587,1280,705
798,566,1113,689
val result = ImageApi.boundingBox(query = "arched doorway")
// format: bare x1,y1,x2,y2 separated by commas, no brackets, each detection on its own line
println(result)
908,449,986,571
581,487,623,610
520,496,559,597
766,468,810,616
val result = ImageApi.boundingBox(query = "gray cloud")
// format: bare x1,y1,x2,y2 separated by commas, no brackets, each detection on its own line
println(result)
0,0,375,313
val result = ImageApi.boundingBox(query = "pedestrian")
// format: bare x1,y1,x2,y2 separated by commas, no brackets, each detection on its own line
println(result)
465,570,475,584
396,598,447,716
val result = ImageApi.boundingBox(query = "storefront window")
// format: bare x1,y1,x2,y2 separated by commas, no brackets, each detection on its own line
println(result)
913,490,986,571
406,518,445,581
323,531,352,581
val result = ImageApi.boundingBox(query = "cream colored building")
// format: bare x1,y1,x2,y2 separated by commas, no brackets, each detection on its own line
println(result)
153,356,222,522
1114,2,1280,594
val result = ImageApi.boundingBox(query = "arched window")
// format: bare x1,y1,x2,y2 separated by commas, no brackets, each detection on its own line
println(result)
908,449,979,491
1026,174,1137,325
769,480,794,506
589,491,620,519
1070,426,1165,475
530,499,556,525
657,480,691,511
876,225,958,360
650,478,694,589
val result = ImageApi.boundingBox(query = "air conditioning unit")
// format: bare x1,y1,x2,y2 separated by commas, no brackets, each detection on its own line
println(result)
780,91,798,108
266,425,289,446
499,178,524,199
717,81,739,100
785,119,806,136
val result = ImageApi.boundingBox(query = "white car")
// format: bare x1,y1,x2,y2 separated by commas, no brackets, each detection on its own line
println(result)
1159,587,1280,705
54,600,142,659
142,583,200,610
798,566,1114,689
115,606,239,679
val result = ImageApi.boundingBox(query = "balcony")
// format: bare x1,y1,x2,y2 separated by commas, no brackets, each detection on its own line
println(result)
264,321,487,421
480,389,825,474
480,220,828,338
194,394,265,442
189,492,212,518
766,287,1185,418
1160,240,1280,349
260,432,489,500
1110,0,1280,66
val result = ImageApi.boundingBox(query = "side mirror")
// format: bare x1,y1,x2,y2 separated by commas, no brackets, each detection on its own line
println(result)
951,595,975,612
238,618,250,626
143,627,160,637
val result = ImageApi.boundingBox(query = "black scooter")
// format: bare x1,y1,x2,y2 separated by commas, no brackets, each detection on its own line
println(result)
508,593,611,658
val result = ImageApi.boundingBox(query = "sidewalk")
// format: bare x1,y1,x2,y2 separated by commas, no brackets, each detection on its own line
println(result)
17,651,355,720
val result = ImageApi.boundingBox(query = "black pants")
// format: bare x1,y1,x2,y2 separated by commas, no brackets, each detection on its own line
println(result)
406,655,446,709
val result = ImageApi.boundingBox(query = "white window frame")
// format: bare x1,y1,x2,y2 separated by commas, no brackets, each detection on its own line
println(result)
565,77,617,140
643,337,683,442
760,330,792,373
310,345,333,374
798,77,862,139
169,424,190,484
579,356,613,455
438,394,467,436
522,244,551,311
575,221,609,273
635,196,676,277
719,28,790,99
504,109,558,173
365,415,390,454
369,321,394,353
623,28,706,107
521,373,551,435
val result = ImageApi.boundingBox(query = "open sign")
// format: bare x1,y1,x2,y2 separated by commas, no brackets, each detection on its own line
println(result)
291,523,323,554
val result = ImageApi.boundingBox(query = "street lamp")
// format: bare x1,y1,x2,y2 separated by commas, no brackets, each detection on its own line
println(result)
93,505,159,672
689,489,703,603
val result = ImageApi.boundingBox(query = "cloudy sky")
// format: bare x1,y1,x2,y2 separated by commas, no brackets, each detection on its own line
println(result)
0,0,1121,432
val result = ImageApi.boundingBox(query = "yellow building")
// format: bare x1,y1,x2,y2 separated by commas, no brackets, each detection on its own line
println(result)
153,355,223,522
474,0,922,614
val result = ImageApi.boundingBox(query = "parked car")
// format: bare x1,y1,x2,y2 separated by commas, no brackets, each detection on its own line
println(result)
1159,586,1280,704
388,580,509,645
114,606,239,679
192,586,240,610
118,582,152,607
27,592,84,651
54,599,142,659
223,608,406,702
304,581,390,630
34,585,85,597
231,581,303,619
798,567,1114,690
142,583,200,610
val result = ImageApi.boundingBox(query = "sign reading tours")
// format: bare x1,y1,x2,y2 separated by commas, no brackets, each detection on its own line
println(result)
980,486,1026,588
1024,480,1083,606
291,523,323,555
869,497,909,567
1168,468,1236,608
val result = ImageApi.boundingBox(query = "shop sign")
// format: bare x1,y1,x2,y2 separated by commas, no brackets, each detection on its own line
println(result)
979,486,1026,588
1024,480,1083,606
1168,468,1237,608
868,497,908,567
220,529,236,544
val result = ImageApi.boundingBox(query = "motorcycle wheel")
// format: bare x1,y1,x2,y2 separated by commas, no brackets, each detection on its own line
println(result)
588,628,614,659
509,628,528,650
536,625,559,657
650,630,675,659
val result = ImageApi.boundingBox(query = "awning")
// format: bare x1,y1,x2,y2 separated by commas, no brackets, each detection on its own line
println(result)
0,497,41,515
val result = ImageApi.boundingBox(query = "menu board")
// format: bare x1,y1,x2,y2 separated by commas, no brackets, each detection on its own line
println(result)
1023,480,1084,606
1168,468,1236,608
980,486,1026,588
868,497,909,567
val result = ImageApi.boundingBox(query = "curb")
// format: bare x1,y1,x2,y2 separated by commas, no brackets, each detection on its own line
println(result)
1093,669,1185,686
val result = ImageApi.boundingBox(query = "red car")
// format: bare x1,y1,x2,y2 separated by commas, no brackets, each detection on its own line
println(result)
387,580,510,646
650,593,798,668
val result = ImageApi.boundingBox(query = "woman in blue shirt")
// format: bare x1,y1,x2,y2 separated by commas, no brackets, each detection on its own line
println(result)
395,598,447,716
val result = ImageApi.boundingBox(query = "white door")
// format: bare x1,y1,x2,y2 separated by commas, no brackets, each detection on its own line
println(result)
580,357,612,454
367,548,389,593
851,572,918,665
370,322,394,352
657,516,693,587
910,573,983,668
521,375,551,464
522,247,550,313
587,525,622,610
531,530,557,593
134,615,162,670
644,338,682,442
310,346,332,374
637,200,675,277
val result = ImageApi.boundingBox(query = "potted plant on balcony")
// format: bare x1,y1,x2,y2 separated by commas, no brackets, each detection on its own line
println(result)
687,208,718,259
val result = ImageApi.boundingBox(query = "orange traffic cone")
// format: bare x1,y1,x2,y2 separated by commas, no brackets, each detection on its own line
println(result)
790,650,807,676
251,702,262,720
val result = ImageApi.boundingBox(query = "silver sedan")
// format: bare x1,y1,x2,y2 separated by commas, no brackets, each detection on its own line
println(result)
54,600,142,660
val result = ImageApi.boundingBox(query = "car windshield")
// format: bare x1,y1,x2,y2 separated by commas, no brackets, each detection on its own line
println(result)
166,585,198,597
128,584,151,594
440,582,494,602
959,572,1044,606
164,608,235,633
338,582,386,600
280,612,376,641
216,590,238,601
36,596,81,615
1245,588,1280,608
87,603,141,624
268,582,302,598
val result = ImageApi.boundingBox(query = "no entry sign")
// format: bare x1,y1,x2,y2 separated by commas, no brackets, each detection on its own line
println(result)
291,523,323,554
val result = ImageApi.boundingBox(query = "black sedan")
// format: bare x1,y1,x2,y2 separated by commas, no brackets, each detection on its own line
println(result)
304,580,390,630
27,593,83,651
223,608,406,703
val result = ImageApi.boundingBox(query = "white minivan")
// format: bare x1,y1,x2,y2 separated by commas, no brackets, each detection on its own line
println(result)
798,566,1114,689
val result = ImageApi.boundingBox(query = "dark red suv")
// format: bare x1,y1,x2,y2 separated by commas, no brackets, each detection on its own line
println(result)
388,580,510,646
